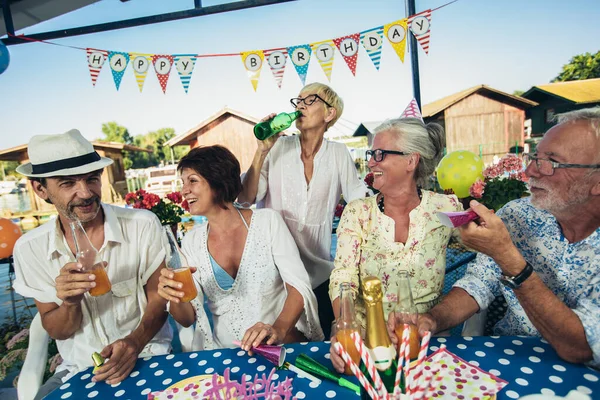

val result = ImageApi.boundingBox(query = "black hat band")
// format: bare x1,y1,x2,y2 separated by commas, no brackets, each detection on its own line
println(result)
31,151,102,174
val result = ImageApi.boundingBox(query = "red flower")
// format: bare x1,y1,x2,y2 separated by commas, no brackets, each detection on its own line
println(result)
334,203,345,218
181,199,190,212
166,192,183,204
364,172,374,187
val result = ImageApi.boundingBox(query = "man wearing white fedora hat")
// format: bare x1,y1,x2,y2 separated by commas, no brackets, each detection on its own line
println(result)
12,129,172,399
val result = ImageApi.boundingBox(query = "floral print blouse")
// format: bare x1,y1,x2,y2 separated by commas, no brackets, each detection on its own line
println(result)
329,190,462,329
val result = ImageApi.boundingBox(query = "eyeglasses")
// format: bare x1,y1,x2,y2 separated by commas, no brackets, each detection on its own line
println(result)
523,153,600,176
365,149,408,162
290,94,333,109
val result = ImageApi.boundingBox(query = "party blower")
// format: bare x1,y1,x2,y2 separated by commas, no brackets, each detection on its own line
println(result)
233,340,286,367
295,353,360,395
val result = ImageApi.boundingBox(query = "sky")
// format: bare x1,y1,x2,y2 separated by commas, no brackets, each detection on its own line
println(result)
0,0,599,150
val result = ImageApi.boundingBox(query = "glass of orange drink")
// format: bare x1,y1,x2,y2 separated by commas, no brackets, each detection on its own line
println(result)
163,226,198,302
394,271,420,360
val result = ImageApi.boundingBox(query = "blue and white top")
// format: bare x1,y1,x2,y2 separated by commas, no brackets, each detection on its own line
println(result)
454,197,600,367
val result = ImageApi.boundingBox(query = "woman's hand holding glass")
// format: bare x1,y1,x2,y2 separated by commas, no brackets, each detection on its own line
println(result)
157,267,197,303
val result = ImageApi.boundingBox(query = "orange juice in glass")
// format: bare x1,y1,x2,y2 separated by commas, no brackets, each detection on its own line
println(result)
70,220,112,297
89,263,111,297
335,327,361,375
334,282,361,375
163,226,197,302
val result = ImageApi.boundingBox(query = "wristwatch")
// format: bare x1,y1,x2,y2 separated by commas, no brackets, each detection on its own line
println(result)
499,262,533,289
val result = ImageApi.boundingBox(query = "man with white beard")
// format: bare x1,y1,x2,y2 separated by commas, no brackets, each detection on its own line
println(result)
388,107,600,368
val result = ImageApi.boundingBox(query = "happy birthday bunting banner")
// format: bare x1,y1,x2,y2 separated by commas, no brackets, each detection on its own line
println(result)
384,19,408,63
262,48,288,89
173,54,197,93
407,10,432,54
360,27,384,70
152,55,174,94
333,33,360,76
108,51,130,91
86,48,108,87
310,40,336,81
129,53,153,92
286,44,312,86
240,50,264,92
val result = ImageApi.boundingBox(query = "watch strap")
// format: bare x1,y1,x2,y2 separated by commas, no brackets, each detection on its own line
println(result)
501,262,533,289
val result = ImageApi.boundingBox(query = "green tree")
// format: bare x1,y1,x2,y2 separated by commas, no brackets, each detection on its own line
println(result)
512,90,524,97
100,122,134,144
552,51,600,82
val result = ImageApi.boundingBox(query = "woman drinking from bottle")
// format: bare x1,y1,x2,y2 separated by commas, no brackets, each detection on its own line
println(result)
157,145,323,351
238,83,370,338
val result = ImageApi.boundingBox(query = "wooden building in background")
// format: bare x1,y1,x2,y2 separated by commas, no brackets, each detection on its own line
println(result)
0,141,151,214
422,85,537,164
164,108,260,172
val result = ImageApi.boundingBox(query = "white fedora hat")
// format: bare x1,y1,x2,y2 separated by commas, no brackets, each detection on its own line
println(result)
16,129,113,178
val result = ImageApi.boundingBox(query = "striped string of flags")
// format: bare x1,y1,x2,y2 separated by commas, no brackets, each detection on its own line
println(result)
85,9,433,93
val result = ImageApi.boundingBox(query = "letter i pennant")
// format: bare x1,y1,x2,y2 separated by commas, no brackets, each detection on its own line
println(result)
407,9,432,54
333,33,360,76
262,48,288,89
310,40,335,81
360,27,384,70
173,54,197,93
384,19,408,63
129,53,153,92
86,48,108,87
240,50,265,92
152,55,174,94
108,51,130,91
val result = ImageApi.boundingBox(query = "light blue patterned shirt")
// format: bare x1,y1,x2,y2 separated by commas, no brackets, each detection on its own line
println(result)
454,197,600,367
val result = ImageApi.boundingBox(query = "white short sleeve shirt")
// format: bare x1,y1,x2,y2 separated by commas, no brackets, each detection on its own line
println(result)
12,204,172,378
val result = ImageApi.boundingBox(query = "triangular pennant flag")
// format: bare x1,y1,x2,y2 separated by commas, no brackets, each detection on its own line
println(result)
360,27,384,70
152,55,174,94
173,54,197,93
86,48,108,87
407,9,432,54
108,51,130,91
384,19,408,63
286,44,312,86
310,40,335,81
262,48,288,89
240,50,264,92
400,98,423,122
333,33,360,76
129,53,153,93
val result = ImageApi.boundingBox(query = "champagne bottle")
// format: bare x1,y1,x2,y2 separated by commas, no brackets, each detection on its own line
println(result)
70,220,111,297
334,283,361,375
360,276,398,399
253,111,301,140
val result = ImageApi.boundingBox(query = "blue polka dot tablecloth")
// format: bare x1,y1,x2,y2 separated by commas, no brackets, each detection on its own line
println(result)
45,337,600,400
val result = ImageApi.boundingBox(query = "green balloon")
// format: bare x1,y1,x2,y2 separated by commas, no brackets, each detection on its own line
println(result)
436,150,484,198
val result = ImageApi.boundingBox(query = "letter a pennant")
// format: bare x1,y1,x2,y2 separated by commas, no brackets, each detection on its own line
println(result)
262,48,288,89
240,50,265,92
333,33,360,76
360,26,384,70
173,54,197,93
152,55,174,94
310,39,336,81
86,48,108,87
108,51,130,91
384,19,408,63
286,44,312,86
129,53,153,93
407,10,432,54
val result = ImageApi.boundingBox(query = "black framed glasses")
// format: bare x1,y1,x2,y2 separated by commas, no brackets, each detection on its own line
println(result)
365,149,408,162
523,153,600,176
290,94,333,108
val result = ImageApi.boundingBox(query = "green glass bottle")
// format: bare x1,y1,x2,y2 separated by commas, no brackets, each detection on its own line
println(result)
360,276,400,399
253,111,301,140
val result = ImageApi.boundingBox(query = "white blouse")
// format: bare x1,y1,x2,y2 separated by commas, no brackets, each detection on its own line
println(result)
181,208,324,350
256,135,369,289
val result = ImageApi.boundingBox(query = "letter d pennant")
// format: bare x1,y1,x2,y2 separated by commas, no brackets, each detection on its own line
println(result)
240,50,265,92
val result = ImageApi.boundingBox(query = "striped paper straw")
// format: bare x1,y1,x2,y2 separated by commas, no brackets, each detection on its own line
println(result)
403,333,411,394
350,331,389,400
393,324,410,397
333,342,382,400
408,331,431,396
424,344,447,399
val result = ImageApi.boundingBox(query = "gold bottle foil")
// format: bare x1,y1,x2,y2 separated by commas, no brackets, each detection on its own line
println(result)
362,276,396,370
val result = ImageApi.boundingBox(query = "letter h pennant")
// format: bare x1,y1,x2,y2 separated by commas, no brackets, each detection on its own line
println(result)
333,33,360,76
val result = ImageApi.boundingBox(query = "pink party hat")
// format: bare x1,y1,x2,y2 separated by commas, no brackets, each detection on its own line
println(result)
400,98,424,122
233,341,286,367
